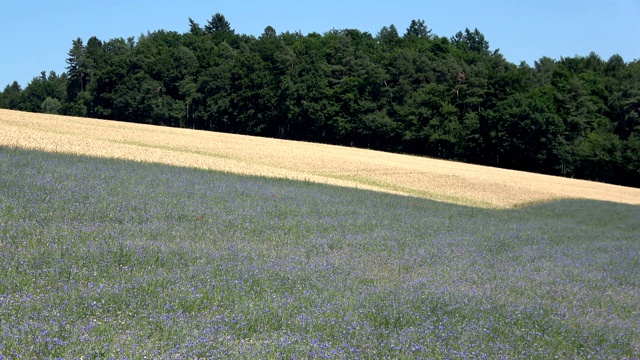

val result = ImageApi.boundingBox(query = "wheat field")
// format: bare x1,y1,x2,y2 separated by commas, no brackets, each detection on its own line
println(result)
2,108,639,208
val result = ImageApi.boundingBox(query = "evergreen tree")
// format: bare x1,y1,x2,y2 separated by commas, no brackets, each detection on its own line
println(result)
204,13,235,44
65,38,90,115
66,38,88,96
405,19,432,39
20,71,67,113
0,81,23,110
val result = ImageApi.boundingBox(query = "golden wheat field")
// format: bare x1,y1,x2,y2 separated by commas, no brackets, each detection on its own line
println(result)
2,108,639,208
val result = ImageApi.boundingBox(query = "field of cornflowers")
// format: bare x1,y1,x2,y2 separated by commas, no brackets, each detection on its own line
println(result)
1,145,639,359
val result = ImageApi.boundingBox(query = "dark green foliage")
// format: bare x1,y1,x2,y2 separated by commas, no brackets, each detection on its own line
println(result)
405,19,432,39
66,38,88,103
1,14,639,187
16,71,67,113
205,13,234,35
487,92,565,173
0,81,22,109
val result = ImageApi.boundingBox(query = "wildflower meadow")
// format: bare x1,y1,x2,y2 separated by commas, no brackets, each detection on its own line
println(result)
1,146,638,358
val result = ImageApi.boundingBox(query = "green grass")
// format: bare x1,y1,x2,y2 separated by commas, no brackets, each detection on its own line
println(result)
1,146,639,358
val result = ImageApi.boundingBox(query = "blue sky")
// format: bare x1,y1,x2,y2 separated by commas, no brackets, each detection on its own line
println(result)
1,0,639,88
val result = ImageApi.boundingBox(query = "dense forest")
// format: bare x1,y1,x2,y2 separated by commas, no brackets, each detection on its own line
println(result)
2,14,639,187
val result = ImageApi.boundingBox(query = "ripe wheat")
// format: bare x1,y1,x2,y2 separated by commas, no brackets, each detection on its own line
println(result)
2,109,638,208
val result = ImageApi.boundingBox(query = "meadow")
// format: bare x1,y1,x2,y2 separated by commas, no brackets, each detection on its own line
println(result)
1,145,639,358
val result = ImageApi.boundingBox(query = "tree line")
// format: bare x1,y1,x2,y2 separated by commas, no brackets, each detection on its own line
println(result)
2,14,639,187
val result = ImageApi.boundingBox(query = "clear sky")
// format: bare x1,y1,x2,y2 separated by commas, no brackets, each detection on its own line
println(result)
1,0,639,88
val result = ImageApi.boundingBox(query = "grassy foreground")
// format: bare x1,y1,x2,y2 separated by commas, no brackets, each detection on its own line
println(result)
1,146,639,358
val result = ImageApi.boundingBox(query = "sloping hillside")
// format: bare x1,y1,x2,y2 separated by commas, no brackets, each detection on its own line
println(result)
2,109,639,208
